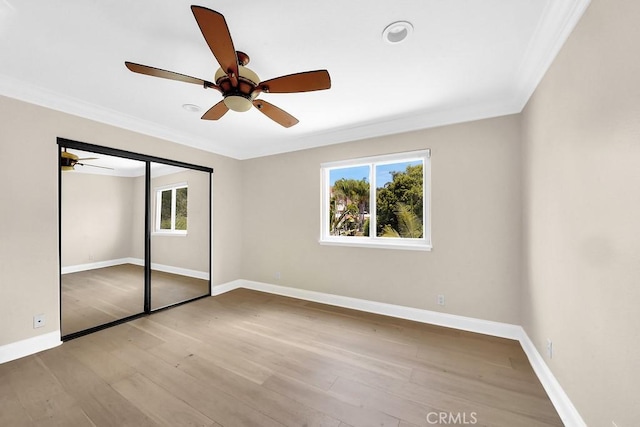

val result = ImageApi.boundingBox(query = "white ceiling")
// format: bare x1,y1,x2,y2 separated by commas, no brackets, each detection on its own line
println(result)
1,0,589,159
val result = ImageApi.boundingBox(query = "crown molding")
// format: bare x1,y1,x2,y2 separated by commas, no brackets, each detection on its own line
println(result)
0,74,245,159
0,0,590,160
512,0,591,110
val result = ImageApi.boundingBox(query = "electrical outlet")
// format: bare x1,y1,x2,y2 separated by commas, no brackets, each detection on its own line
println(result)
546,339,553,358
437,294,445,306
33,314,45,329
275,271,281,280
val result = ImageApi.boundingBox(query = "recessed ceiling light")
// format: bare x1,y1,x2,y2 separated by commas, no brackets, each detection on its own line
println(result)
382,21,413,44
182,103,201,113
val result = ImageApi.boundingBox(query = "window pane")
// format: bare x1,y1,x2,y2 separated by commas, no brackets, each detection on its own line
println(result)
329,166,370,237
175,187,188,231
160,189,172,230
375,160,423,238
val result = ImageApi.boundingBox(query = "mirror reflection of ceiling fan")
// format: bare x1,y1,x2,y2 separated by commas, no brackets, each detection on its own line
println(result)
125,5,331,128
60,149,114,172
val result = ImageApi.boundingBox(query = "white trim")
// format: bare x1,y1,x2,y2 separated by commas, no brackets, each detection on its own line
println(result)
213,279,521,339
62,258,209,280
0,331,62,364
0,0,589,162
517,328,587,427
61,258,132,274
241,280,521,338
152,231,188,237
320,149,431,170
155,183,188,233
512,0,591,111
321,150,431,250
1,278,587,425
319,239,432,251
211,279,585,426
150,262,208,281
154,181,188,192
211,279,244,296
0,73,247,159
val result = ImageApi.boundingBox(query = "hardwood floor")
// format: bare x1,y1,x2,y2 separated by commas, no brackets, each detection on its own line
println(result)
62,264,209,335
2,289,563,426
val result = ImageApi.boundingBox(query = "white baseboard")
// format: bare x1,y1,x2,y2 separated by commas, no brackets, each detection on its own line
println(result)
212,279,585,427
211,279,244,296
0,331,62,364
150,262,209,280
61,258,131,274
1,278,585,426
518,328,587,427
62,258,209,280
240,280,522,339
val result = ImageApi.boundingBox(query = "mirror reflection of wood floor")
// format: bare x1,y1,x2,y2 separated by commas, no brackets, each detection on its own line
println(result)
62,264,209,336
3,289,563,426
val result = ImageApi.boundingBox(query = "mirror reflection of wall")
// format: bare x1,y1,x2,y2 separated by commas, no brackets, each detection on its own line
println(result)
60,149,146,336
150,163,210,310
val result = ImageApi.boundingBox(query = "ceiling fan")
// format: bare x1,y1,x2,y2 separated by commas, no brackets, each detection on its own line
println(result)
125,5,331,128
60,149,113,172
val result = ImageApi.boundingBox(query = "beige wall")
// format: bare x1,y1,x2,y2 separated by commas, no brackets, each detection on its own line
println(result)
241,115,523,324
521,0,640,425
0,94,243,347
61,173,139,267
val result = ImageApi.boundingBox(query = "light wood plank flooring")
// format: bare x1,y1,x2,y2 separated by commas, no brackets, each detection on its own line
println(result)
62,264,209,335
2,289,563,426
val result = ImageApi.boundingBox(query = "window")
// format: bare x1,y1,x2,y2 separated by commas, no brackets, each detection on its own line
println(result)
320,150,431,250
155,183,188,234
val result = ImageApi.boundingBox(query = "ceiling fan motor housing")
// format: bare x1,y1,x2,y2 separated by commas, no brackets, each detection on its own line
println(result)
60,151,78,170
215,65,260,112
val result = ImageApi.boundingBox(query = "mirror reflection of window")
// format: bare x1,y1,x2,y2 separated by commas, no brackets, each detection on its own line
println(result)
156,184,188,233
150,163,210,310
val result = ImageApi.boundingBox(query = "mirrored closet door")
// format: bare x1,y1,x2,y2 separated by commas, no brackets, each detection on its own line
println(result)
60,149,146,336
150,162,210,309
59,139,212,340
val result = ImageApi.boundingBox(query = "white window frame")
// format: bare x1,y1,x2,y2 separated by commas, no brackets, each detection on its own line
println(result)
154,182,188,235
320,149,431,251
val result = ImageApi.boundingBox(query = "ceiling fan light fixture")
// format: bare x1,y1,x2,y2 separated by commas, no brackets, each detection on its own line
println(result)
224,94,253,112
382,21,413,44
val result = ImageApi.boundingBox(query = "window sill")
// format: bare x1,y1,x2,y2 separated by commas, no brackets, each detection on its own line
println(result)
152,231,188,237
319,238,432,251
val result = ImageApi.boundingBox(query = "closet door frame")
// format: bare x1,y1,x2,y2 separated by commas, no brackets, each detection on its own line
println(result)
58,137,213,341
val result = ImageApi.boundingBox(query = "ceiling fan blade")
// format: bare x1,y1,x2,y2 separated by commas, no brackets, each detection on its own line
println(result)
76,163,114,170
259,70,331,94
201,100,229,120
191,6,239,85
76,157,98,161
125,62,215,88
253,100,299,128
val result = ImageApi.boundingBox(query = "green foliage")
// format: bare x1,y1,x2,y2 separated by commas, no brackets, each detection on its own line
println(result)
376,164,423,238
175,187,188,230
330,178,370,236
380,225,400,238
